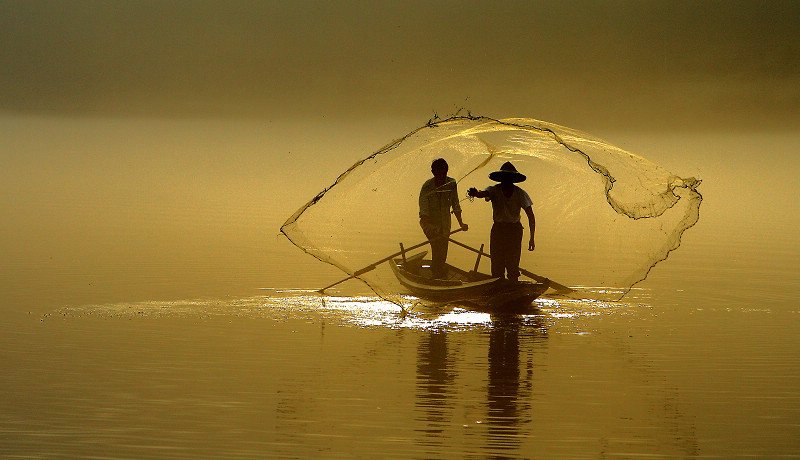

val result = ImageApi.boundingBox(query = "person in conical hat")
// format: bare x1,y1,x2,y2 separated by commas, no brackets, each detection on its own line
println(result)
467,161,535,282
419,158,469,279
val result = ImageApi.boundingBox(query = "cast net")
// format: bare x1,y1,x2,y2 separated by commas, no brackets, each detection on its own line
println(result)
280,115,702,304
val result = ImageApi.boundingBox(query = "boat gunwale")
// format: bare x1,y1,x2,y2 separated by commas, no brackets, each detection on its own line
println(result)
390,258,501,293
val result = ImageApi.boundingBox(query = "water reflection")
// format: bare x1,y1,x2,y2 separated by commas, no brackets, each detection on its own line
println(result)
485,315,547,457
415,330,455,446
487,316,524,454
40,294,718,457
414,311,547,458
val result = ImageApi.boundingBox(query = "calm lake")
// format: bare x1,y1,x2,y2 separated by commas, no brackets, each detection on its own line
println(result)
2,117,799,458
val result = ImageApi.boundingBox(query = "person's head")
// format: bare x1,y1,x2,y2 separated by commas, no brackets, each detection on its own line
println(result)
431,158,448,178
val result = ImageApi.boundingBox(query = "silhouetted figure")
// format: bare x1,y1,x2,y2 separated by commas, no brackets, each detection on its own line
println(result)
419,158,468,279
468,162,535,281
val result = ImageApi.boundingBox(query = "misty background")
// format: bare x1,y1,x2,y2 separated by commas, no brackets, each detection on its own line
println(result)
1,0,798,309
2,0,798,127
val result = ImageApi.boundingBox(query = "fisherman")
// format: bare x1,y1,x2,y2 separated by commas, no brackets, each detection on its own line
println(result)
467,161,535,281
419,158,468,279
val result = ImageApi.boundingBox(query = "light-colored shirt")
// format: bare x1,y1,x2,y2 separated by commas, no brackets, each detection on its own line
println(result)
484,184,533,223
419,176,461,233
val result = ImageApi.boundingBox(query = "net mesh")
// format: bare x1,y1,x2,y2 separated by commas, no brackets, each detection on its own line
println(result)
281,115,702,303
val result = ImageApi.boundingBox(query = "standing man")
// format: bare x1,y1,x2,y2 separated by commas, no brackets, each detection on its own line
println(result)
419,158,468,279
467,161,535,281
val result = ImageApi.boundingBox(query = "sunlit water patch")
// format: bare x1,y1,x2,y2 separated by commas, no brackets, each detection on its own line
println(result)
50,291,654,334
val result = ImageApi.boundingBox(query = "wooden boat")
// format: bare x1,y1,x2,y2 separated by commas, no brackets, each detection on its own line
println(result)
389,250,549,310
318,229,571,302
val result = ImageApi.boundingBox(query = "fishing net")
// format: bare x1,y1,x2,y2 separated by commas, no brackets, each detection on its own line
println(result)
280,115,702,304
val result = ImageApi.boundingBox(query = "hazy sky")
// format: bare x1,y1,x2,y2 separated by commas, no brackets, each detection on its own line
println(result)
2,0,798,129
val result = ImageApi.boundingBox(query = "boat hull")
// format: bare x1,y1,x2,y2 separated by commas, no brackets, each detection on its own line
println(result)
390,256,549,310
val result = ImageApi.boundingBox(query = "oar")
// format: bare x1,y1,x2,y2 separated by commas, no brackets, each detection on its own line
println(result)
446,237,574,294
317,228,465,293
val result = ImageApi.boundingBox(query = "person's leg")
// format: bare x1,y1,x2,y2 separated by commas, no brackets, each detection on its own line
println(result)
431,238,448,278
425,229,447,279
506,223,524,281
490,223,505,278
422,227,443,278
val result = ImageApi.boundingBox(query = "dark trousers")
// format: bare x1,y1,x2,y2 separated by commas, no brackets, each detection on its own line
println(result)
490,222,523,281
423,228,449,279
